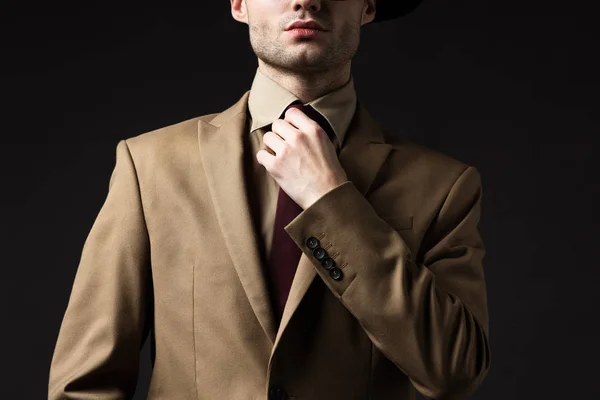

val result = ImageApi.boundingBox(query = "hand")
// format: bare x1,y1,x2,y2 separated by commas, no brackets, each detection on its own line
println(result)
256,106,348,210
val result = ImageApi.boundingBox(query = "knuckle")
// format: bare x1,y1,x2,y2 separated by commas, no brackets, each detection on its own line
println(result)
308,123,320,134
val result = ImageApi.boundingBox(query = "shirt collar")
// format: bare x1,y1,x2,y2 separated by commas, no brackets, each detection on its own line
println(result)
247,67,357,147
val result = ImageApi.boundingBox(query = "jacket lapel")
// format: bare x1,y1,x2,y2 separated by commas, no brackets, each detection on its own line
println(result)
198,91,279,343
197,90,392,349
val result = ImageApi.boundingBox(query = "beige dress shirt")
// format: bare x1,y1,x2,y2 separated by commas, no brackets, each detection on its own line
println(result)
245,67,357,268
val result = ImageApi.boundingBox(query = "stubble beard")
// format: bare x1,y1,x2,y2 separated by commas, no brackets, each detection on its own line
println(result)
248,20,360,74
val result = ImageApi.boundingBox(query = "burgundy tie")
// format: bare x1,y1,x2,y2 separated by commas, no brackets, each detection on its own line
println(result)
266,102,336,325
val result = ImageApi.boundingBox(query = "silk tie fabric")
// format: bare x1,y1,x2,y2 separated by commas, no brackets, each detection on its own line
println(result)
266,101,336,326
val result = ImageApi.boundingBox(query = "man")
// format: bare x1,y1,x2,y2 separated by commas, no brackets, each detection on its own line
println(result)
48,0,491,399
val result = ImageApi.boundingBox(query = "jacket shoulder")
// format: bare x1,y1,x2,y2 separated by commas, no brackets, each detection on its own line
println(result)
124,112,219,150
385,133,472,178
117,112,221,167
378,132,482,218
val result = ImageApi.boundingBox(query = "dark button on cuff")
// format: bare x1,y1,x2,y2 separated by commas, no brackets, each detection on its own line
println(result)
321,256,335,270
268,385,288,400
306,236,320,249
313,247,326,260
329,267,343,280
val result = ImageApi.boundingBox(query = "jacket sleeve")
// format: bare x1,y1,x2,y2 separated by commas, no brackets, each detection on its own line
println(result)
284,165,491,400
48,139,153,400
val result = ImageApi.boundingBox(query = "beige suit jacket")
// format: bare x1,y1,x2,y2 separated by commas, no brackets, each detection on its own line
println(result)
48,90,491,400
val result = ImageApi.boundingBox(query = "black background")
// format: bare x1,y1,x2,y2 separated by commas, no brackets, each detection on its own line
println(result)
2,0,598,398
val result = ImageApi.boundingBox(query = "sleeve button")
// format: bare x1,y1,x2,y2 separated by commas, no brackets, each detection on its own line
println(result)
329,267,343,280
313,247,326,260
305,236,320,249
321,256,335,270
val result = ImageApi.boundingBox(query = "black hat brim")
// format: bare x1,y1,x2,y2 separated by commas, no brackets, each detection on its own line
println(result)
372,0,423,22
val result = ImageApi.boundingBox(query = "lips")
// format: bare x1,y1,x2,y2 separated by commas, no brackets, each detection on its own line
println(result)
286,20,326,31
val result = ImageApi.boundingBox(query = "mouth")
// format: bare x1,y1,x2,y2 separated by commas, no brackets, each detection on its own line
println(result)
285,19,327,32
286,27,324,39
285,20,327,40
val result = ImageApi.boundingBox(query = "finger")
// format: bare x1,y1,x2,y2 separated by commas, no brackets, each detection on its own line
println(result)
283,107,321,136
256,149,274,169
271,118,299,142
263,130,285,155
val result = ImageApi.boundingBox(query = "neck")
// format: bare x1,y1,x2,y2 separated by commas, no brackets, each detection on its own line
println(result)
257,59,351,103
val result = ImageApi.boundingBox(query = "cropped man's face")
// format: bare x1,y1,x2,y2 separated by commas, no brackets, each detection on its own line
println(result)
232,0,376,72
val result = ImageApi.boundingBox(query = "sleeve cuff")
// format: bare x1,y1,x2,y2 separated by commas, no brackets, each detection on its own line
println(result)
284,180,411,296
